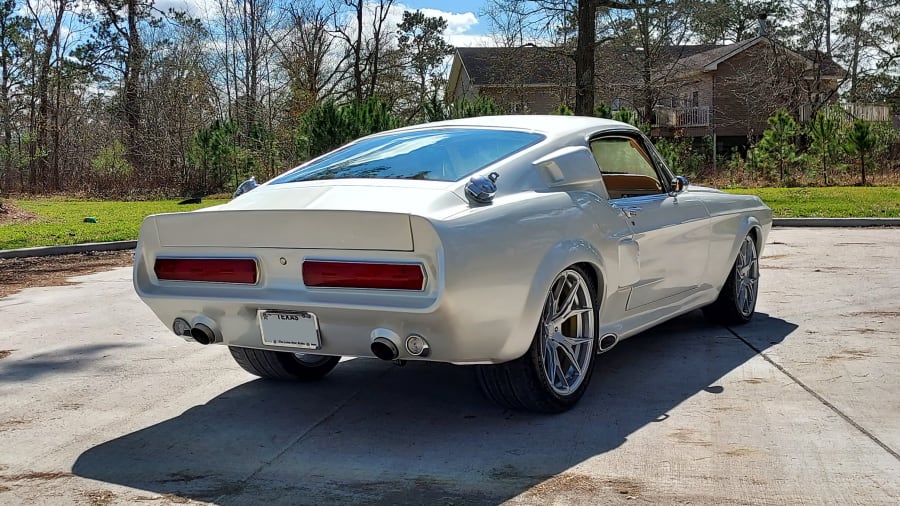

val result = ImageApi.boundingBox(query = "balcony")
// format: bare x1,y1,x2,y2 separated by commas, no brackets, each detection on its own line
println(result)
611,106,711,128
653,106,711,128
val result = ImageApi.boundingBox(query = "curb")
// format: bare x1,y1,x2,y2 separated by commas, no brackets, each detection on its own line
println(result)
773,218,900,227
1,217,898,259
0,240,137,259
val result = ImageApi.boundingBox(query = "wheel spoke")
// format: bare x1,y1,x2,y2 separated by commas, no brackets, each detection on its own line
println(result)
554,280,579,321
552,307,591,328
556,356,570,392
565,335,593,346
557,342,582,377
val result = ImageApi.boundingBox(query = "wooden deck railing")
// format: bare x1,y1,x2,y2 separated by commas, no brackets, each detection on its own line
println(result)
612,106,711,128
799,103,892,124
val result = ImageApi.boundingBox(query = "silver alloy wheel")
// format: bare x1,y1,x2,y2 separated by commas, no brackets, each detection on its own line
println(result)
539,269,596,396
292,353,333,366
735,236,759,317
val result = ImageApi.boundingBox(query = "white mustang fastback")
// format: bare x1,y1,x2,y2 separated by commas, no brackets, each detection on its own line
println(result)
134,116,772,412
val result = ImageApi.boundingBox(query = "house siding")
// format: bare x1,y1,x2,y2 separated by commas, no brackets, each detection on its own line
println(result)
712,42,838,138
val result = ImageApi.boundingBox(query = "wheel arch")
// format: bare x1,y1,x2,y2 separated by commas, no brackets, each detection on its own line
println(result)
714,215,763,292
501,239,607,361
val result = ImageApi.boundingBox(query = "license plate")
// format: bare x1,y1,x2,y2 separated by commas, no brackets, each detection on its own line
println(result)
258,310,321,350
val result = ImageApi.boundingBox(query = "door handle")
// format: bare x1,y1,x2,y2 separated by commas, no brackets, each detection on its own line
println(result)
621,206,641,218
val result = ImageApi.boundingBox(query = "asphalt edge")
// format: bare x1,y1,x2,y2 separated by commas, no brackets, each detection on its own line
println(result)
1,218,899,259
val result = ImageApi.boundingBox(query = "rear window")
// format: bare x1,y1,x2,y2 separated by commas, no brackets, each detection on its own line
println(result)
272,128,545,183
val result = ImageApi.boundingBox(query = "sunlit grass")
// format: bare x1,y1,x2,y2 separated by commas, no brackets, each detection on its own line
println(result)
1,199,228,250
724,186,900,218
2,188,897,250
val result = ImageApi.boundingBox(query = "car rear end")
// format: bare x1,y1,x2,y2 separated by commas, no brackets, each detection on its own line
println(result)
134,205,469,358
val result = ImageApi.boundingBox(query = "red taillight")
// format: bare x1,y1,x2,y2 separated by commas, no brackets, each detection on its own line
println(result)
154,258,258,284
302,261,425,290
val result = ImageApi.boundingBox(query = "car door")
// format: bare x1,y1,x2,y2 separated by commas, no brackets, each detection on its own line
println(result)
589,133,710,311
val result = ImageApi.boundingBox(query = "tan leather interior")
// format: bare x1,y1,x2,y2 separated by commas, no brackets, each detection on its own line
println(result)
602,174,663,199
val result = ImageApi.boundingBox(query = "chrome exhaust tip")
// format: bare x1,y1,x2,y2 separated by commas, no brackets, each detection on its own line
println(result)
190,323,217,345
371,337,399,360
598,333,618,353
405,334,430,357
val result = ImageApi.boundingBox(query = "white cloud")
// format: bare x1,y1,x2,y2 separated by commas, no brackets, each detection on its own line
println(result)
417,8,478,35
391,3,483,46
155,0,221,18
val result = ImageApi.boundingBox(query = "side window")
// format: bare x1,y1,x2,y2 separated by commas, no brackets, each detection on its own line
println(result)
590,136,665,200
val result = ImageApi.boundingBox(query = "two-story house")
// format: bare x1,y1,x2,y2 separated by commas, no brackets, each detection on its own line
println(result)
446,35,853,151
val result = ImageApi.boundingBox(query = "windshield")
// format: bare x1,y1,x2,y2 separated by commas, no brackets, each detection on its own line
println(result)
272,128,545,184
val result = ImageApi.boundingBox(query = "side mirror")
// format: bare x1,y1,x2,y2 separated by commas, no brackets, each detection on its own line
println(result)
670,176,689,194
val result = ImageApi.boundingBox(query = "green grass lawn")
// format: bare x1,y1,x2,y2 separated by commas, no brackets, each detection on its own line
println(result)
724,186,900,218
2,187,898,250
1,198,228,250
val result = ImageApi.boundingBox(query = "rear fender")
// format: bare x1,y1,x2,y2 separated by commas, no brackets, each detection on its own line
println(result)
499,239,606,360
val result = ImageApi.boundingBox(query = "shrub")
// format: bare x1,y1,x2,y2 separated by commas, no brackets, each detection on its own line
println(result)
844,120,877,185
301,99,403,159
751,109,801,183
424,96,503,122
553,103,574,115
807,107,842,185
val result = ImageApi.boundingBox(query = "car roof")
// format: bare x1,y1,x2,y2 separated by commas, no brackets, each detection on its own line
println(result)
385,115,639,139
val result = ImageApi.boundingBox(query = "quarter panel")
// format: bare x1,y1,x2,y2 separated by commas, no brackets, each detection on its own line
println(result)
433,190,630,361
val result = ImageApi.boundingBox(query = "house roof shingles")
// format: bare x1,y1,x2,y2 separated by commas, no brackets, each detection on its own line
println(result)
457,38,845,86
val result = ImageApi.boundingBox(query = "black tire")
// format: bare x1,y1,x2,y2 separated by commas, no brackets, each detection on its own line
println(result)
229,346,340,381
703,234,759,325
476,265,599,413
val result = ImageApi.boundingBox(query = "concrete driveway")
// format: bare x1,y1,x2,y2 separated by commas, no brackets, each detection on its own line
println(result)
0,228,898,505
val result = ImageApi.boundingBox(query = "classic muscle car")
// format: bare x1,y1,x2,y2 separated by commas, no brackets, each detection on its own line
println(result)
134,115,772,412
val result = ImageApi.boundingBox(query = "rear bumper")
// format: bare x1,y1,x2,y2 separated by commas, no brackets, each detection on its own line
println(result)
136,291,523,365
134,240,534,364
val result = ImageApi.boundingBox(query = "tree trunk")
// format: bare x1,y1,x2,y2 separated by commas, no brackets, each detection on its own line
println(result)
353,1,363,103
30,1,66,191
124,0,144,166
860,152,866,185
574,0,595,116
0,14,11,193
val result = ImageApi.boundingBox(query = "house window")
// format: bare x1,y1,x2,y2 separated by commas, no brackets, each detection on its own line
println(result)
691,91,700,108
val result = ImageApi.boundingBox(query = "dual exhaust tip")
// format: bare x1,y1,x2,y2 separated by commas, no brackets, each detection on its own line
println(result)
173,318,220,345
370,331,430,360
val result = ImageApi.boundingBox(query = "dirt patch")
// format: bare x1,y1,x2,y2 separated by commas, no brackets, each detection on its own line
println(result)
84,489,117,506
669,428,712,447
849,311,900,318
0,251,133,298
0,350,11,359
722,448,758,457
0,418,30,432
524,473,643,497
133,494,193,503
825,348,877,362
0,201,39,225
1,471,73,481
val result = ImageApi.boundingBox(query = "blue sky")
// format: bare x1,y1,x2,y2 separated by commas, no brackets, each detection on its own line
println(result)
404,0,486,24
156,0,494,46
392,0,494,45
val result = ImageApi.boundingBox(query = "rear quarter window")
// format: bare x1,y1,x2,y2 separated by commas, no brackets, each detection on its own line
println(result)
273,128,545,183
